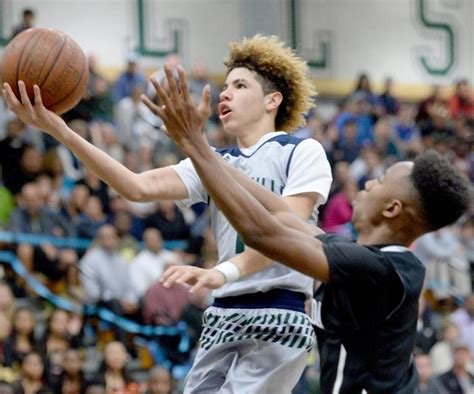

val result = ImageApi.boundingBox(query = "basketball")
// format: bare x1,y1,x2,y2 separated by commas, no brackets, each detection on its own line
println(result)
1,28,89,114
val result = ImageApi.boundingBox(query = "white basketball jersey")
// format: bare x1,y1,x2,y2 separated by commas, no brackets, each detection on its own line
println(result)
171,132,332,298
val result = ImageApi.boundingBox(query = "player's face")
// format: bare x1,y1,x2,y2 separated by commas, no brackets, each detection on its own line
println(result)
352,162,413,230
218,68,268,137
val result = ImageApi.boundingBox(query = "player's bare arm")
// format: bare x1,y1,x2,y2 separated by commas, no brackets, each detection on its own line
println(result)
143,64,330,282
2,81,188,202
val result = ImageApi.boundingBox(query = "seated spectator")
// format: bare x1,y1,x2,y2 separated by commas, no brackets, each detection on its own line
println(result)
79,225,137,308
113,52,146,103
90,342,139,393
394,105,423,154
40,150,67,201
0,313,13,367
335,93,374,146
60,185,90,228
77,196,108,239
57,120,88,183
430,321,461,374
0,283,15,319
10,183,78,283
144,201,190,241
49,348,87,394
4,145,42,197
145,366,172,394
12,352,51,394
450,294,474,355
449,79,474,121
142,281,190,327
0,119,29,188
130,228,182,300
349,148,385,189
415,296,438,354
334,118,361,163
112,211,138,261
372,116,402,161
76,169,110,214
352,72,377,106
89,122,124,164
6,307,37,367
375,77,399,115
414,353,446,393
437,343,474,393
321,180,357,235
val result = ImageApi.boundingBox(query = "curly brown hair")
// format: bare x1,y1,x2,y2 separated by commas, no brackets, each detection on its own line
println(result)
223,35,316,132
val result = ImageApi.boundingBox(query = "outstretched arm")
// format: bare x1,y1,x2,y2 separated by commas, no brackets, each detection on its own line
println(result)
2,82,187,202
143,65,330,282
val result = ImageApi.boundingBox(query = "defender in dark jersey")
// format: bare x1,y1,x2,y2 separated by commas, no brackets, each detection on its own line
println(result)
144,67,471,393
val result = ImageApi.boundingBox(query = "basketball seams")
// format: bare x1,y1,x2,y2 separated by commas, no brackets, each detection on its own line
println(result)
23,30,49,81
15,30,43,90
48,42,87,110
38,34,68,90
37,34,66,88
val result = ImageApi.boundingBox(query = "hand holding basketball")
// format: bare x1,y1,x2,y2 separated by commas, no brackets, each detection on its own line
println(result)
2,81,66,136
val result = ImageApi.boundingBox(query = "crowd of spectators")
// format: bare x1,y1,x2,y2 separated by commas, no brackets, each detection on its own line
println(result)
0,10,473,392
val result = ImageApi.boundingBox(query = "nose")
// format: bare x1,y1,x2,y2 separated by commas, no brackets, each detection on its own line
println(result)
219,87,231,102
364,179,375,191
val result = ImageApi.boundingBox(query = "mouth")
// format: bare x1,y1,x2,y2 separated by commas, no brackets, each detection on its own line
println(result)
218,104,232,120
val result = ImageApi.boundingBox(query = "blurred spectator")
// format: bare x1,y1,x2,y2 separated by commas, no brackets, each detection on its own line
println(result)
414,226,472,300
112,211,138,261
415,296,438,354
57,120,88,183
450,294,474,355
334,118,361,163
375,77,399,115
451,137,474,182
142,281,190,326
416,85,444,123
145,366,172,394
89,122,124,164
113,53,146,103
0,119,28,186
335,93,374,146
321,180,357,235
78,225,137,309
90,342,139,393
349,148,384,189
430,321,461,374
414,353,446,393
144,201,190,241
372,116,402,160
10,9,35,39
10,183,78,283
60,185,90,228
114,85,158,149
0,313,13,367
130,228,182,300
0,283,15,319
4,145,42,196
49,348,87,394
77,194,107,238
12,352,51,393
449,79,474,121
188,60,220,116
6,307,36,367
352,73,376,106
394,105,423,154
76,169,110,214
437,343,474,393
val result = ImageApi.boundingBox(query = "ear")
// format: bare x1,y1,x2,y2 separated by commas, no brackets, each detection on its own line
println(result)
382,199,403,219
265,91,283,112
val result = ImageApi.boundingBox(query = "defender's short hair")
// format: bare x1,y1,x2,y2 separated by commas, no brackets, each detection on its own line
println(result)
410,150,471,231
223,35,316,132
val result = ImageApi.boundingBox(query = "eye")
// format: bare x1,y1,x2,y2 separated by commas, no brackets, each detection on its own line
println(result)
237,83,246,88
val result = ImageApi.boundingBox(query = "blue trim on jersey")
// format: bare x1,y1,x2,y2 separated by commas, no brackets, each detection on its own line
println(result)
285,143,300,177
212,289,306,313
216,134,303,158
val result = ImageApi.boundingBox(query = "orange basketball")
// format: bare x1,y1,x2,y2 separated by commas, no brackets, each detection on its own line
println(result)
1,28,89,115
